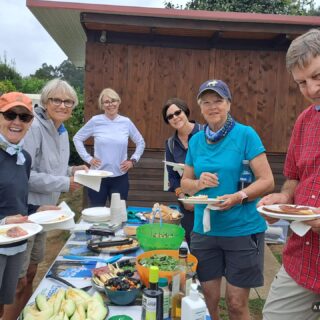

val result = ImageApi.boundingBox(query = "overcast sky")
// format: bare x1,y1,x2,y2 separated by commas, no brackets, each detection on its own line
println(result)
1,0,319,77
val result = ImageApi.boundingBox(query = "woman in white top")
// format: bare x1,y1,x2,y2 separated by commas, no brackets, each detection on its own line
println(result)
73,88,145,206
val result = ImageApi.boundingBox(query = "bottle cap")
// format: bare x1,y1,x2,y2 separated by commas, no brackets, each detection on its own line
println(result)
179,247,188,258
149,266,159,283
158,277,168,287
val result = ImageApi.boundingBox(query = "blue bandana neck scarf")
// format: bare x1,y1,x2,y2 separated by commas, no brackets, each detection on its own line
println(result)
0,133,25,165
205,113,235,143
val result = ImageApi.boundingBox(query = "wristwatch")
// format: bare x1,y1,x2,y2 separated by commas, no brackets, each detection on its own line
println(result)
130,159,137,167
238,190,248,204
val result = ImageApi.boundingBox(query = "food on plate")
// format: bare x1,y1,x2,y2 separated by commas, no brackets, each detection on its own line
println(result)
262,205,315,215
123,225,138,236
22,288,108,320
47,214,68,223
145,203,182,221
105,276,140,291
0,226,28,238
187,194,208,200
92,260,136,286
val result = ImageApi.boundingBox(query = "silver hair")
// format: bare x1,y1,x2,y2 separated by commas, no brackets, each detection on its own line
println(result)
40,78,78,108
286,28,320,72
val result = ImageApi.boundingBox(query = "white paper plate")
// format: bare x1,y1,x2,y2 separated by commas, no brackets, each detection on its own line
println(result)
0,223,43,245
163,161,185,169
179,197,225,205
75,170,113,178
81,207,111,222
29,210,74,225
257,204,320,221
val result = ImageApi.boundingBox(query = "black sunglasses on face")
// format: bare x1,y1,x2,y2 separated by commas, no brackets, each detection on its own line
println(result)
166,109,182,121
0,111,34,123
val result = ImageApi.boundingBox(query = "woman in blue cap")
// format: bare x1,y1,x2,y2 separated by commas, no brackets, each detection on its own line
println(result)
181,79,274,320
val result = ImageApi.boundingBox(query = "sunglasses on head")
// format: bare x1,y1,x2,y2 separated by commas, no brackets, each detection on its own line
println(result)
166,109,182,121
0,111,34,123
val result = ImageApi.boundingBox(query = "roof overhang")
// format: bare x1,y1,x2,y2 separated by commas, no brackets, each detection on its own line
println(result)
27,0,320,68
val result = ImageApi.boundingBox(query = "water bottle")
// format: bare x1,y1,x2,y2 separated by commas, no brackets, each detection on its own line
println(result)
238,160,253,190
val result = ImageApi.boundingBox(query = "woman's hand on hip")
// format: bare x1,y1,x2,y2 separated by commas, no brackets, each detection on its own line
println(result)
120,160,134,172
198,172,219,190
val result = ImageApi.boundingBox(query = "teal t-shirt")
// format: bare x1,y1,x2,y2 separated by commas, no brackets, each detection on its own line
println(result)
185,122,267,236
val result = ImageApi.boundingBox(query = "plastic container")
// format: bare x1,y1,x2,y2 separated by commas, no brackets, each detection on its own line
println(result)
265,219,289,244
136,223,185,251
136,250,198,287
159,277,171,319
181,283,206,320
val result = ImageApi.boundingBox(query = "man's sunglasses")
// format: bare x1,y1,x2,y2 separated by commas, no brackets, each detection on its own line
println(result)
166,109,182,121
0,111,34,123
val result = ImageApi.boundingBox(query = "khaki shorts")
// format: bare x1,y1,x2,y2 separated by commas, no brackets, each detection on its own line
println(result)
263,265,320,320
19,232,46,278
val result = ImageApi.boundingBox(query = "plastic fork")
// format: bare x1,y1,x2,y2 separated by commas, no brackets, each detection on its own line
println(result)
62,254,123,264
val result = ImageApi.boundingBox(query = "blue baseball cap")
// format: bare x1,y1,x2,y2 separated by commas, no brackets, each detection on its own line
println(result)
197,79,232,101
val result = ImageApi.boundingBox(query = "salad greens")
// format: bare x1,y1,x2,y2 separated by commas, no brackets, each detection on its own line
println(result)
139,254,193,271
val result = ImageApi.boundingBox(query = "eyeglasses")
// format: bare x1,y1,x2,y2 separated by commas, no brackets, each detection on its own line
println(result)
0,111,34,123
103,99,119,105
48,98,75,108
166,109,182,121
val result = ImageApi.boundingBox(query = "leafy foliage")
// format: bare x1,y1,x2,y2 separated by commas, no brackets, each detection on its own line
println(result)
165,0,318,15
0,57,85,165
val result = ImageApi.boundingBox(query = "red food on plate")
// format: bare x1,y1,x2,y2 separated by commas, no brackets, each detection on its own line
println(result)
6,226,28,238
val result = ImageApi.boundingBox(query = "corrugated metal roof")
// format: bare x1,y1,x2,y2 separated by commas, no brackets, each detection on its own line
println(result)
27,0,320,68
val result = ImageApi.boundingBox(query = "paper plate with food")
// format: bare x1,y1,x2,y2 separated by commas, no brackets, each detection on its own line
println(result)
75,169,113,178
0,223,43,245
28,209,75,225
91,258,137,291
257,204,320,221
179,195,225,205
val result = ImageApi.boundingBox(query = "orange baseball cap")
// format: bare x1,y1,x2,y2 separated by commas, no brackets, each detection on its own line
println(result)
0,92,33,112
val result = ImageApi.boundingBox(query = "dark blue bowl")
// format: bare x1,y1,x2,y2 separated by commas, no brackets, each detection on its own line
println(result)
104,286,141,305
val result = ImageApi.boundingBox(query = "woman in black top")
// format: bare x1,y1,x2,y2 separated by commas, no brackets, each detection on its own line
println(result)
162,98,203,246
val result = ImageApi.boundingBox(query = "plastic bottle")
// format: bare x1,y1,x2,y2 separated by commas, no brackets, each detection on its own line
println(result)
159,278,170,319
171,247,193,320
181,283,207,320
141,266,163,320
238,159,253,190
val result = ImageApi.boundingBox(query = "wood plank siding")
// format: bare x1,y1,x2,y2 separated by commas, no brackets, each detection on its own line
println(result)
84,42,307,153
126,150,285,208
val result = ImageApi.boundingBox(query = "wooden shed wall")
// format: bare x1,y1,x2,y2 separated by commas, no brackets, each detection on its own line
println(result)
84,42,307,153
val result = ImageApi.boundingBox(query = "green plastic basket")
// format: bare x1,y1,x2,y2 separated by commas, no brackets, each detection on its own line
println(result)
136,223,185,251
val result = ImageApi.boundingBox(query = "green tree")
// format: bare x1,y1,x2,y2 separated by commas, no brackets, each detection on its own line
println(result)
0,80,16,94
0,54,22,89
64,89,84,165
20,77,46,94
165,0,316,15
56,60,84,92
32,63,58,80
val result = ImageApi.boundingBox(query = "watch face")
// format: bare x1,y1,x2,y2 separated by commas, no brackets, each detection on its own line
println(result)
242,196,248,204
